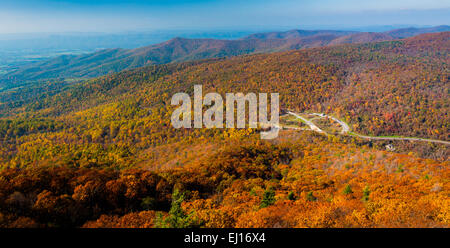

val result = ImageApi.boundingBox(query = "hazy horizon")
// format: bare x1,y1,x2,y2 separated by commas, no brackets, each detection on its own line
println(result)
1,0,449,34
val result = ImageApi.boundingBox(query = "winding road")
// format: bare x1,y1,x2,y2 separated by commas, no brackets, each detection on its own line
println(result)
284,111,450,145
287,111,325,134
348,133,450,145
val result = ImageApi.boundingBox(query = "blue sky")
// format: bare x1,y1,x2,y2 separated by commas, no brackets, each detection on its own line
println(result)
1,0,449,33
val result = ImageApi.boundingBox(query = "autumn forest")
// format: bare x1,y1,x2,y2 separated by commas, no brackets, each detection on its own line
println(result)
0,30,448,228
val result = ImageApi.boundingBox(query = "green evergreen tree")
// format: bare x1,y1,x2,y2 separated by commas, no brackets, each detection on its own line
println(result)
343,184,353,195
156,188,197,228
260,188,276,208
288,191,295,201
362,186,370,202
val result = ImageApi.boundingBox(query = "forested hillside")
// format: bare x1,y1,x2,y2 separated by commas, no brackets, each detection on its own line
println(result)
3,26,448,82
0,32,448,228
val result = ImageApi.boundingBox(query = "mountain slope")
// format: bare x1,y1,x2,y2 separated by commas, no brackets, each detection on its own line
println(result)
3,38,290,80
2,26,449,84
328,32,395,45
4,32,448,140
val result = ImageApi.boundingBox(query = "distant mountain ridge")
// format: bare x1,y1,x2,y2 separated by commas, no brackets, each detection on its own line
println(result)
2,25,449,82
384,25,450,38
241,29,356,39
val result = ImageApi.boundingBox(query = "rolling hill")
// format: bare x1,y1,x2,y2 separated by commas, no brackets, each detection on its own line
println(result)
2,26,449,82
2,32,448,151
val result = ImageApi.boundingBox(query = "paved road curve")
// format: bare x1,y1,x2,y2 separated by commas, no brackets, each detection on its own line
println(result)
286,111,450,145
287,111,325,134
